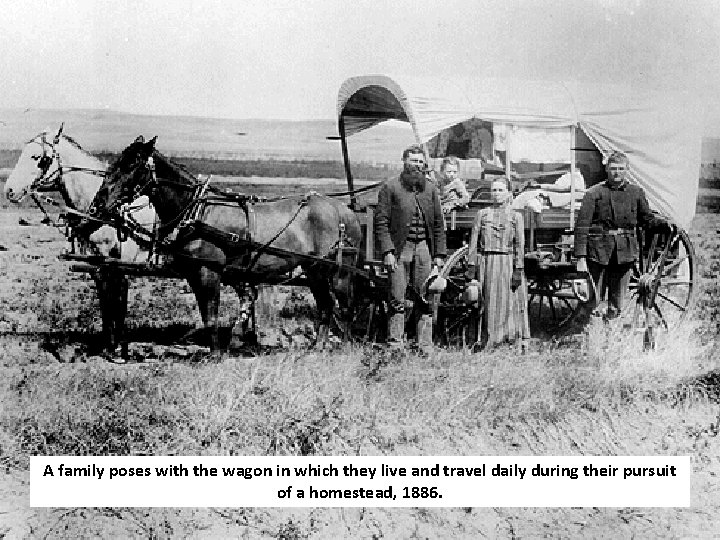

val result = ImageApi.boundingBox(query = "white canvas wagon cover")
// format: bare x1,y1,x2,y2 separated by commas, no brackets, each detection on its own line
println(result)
337,75,703,227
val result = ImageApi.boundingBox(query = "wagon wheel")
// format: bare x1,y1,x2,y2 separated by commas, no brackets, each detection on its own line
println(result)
527,274,592,332
618,227,698,347
436,245,478,347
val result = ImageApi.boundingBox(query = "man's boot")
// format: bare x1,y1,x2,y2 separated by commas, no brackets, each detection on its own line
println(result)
388,312,405,349
417,314,433,355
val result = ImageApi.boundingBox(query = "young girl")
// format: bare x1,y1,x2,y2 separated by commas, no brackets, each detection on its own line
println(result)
437,156,470,213
466,178,530,350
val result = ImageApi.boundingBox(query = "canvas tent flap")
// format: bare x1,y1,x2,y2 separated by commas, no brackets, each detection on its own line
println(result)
337,74,703,227
574,87,703,227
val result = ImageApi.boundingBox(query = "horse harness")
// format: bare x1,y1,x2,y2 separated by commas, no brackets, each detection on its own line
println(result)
114,159,368,284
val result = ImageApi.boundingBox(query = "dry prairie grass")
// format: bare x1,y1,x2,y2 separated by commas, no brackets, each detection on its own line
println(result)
2,334,720,538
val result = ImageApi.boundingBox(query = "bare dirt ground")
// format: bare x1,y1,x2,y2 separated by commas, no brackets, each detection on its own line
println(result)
1,208,720,538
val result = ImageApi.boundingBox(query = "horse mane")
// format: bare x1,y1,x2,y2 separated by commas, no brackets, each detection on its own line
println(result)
151,149,199,185
61,134,86,152
60,133,106,167
23,132,91,156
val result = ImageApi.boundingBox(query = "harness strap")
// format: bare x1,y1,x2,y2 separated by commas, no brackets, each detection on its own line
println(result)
243,197,308,272
323,181,383,198
246,206,256,240
30,193,57,226
171,220,384,285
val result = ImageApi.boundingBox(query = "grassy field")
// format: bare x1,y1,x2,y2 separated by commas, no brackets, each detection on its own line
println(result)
1,203,719,537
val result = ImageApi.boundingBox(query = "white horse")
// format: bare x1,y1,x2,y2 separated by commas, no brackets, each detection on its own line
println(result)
4,125,158,357
4,125,156,260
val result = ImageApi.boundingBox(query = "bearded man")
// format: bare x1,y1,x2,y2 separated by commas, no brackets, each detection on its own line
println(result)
375,144,446,351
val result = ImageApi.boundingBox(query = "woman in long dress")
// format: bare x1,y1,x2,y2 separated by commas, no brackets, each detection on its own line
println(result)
466,178,530,350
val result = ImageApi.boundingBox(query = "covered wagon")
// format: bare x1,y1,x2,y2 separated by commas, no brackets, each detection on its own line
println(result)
337,75,703,345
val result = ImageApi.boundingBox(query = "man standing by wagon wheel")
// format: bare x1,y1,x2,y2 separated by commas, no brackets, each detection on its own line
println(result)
574,151,672,321
375,144,447,353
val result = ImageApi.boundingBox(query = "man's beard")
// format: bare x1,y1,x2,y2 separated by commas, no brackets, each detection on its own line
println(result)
402,166,426,189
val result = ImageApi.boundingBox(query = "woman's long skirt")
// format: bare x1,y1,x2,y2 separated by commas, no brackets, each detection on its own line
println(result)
475,252,530,348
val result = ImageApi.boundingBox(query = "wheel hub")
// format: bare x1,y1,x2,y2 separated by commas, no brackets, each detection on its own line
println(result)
637,272,657,295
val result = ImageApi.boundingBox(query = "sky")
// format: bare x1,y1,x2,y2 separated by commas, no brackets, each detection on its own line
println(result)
2,0,720,133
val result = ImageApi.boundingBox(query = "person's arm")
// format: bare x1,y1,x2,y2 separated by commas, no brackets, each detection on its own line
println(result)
574,191,594,268
466,210,481,277
510,211,524,291
455,178,471,207
374,182,399,270
513,211,524,271
374,182,394,256
431,187,446,265
637,188,671,232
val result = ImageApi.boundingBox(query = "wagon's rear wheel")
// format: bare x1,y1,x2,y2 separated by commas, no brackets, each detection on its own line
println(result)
526,273,592,333
619,227,697,346
436,245,478,347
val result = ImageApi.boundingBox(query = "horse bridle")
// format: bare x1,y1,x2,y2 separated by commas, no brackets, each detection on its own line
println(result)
28,132,106,199
29,133,64,192
101,155,159,216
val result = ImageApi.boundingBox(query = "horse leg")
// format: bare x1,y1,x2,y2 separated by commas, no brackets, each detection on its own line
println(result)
249,286,258,340
104,269,129,361
308,278,335,349
230,284,258,348
93,271,115,356
187,267,222,352
112,272,129,360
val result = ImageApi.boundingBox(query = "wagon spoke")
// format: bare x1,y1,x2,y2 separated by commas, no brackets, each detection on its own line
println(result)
644,234,658,273
649,233,679,275
632,296,642,328
653,304,669,331
661,255,688,276
659,279,692,287
655,291,686,312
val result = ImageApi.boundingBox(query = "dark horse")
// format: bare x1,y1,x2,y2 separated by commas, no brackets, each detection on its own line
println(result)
88,136,362,351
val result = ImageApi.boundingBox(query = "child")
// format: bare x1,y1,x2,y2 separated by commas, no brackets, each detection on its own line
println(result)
438,156,470,214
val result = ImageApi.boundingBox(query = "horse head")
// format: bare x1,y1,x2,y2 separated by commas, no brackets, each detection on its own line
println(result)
90,135,158,219
4,125,64,203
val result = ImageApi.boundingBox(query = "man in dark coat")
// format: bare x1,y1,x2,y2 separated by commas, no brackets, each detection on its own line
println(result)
574,151,671,319
375,144,446,349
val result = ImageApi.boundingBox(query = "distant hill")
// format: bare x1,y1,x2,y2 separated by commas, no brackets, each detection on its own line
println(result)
3,108,719,166
0,108,414,164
